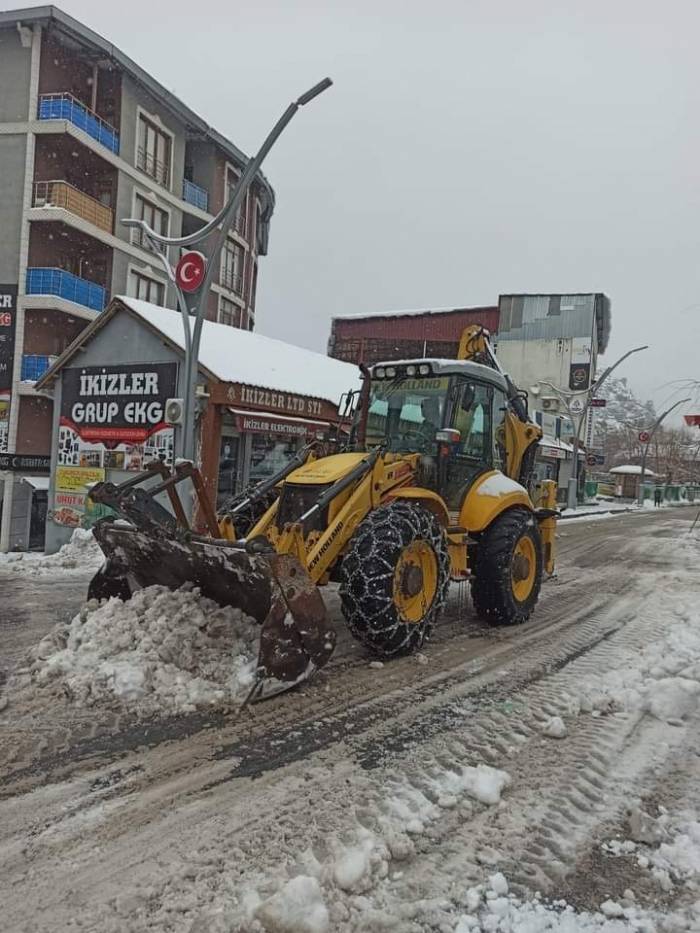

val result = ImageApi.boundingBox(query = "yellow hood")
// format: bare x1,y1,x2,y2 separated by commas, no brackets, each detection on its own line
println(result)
286,452,367,485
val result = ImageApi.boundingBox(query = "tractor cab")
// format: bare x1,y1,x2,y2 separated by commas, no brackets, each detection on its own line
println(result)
364,359,511,509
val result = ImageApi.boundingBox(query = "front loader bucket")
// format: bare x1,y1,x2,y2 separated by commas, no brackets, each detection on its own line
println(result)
90,522,335,697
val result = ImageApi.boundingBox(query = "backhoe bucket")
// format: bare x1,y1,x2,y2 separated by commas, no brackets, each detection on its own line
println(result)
89,522,335,697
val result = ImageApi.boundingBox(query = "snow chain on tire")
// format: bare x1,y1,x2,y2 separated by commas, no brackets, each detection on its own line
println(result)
339,500,450,656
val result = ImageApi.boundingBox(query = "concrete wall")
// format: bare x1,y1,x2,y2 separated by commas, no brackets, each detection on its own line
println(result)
0,135,27,282
0,26,32,122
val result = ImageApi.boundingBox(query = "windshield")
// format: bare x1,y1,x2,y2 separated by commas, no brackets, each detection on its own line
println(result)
365,376,449,452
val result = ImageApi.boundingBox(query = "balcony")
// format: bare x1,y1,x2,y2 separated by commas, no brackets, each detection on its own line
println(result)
136,148,170,187
26,268,107,312
32,180,114,234
21,354,58,383
38,93,120,155
182,178,209,212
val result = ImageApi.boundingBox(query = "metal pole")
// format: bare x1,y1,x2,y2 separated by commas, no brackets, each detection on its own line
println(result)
121,78,333,461
637,397,691,507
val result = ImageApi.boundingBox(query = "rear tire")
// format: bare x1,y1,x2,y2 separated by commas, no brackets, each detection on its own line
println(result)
339,501,450,656
471,508,543,625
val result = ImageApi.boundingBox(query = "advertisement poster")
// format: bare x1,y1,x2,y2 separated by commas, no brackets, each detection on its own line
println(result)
51,465,106,528
58,362,177,471
0,284,17,395
0,397,9,453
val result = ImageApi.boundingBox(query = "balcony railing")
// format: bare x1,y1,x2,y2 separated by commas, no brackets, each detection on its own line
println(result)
38,93,120,154
131,227,168,255
182,178,209,212
136,147,170,187
32,180,114,234
220,268,244,297
26,268,107,312
21,354,58,382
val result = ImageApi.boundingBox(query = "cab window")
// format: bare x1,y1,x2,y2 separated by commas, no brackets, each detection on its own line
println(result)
443,380,494,509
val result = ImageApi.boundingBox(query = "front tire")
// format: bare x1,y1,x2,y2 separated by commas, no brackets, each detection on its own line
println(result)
340,501,450,656
471,508,543,625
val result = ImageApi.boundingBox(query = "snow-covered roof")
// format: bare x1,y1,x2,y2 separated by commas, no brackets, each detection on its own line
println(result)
119,299,361,405
36,298,362,406
334,306,495,320
609,465,658,476
539,434,574,453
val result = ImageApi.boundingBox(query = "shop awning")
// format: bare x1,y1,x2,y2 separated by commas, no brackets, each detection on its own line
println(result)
228,408,330,438
21,475,50,490
538,434,574,460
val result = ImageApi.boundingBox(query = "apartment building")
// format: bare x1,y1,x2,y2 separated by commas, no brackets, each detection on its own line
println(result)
0,5,275,549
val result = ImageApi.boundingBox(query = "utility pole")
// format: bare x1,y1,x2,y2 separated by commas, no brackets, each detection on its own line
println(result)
122,78,333,462
539,345,648,510
637,397,691,507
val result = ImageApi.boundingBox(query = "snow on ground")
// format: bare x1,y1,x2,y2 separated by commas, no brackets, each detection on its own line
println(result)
25,585,260,714
0,527,104,574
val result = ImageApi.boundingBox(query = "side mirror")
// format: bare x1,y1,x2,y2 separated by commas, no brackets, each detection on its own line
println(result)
338,389,359,419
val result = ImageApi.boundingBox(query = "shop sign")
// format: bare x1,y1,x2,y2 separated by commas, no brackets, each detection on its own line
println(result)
236,413,325,438
0,452,51,472
540,446,566,461
0,284,17,393
51,465,106,528
60,363,178,446
227,384,325,419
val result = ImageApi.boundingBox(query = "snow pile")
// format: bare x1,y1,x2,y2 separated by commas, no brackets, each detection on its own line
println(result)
602,807,700,896
0,528,103,575
28,585,259,713
577,596,700,724
254,876,330,933
454,873,700,931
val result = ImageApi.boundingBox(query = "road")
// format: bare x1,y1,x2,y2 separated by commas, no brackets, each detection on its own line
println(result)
1,508,699,932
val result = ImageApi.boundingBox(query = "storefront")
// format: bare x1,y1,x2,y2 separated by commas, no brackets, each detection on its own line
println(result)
36,298,360,552
535,434,575,502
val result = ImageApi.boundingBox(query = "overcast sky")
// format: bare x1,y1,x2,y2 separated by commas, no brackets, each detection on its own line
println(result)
51,0,699,418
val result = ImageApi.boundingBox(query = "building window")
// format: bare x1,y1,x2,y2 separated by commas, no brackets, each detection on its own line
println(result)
218,297,241,328
129,269,165,305
137,114,172,187
132,193,169,253
225,168,248,238
220,239,244,296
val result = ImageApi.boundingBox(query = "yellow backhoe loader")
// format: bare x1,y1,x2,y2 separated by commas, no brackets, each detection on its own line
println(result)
87,326,558,699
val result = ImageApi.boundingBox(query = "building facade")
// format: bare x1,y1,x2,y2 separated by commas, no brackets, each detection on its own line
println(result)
328,306,500,365
495,293,612,501
0,6,274,550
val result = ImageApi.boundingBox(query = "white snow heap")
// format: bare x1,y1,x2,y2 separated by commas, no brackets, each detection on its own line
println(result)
28,585,259,714
254,875,330,933
0,527,103,574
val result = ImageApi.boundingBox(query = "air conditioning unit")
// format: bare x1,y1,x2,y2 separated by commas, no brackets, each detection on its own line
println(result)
541,397,559,412
164,398,185,425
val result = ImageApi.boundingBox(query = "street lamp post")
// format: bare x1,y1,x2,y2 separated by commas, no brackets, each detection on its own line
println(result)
637,397,691,507
539,345,648,510
122,78,333,462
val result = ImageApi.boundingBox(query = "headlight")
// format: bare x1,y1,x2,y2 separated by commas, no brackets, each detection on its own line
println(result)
385,366,396,378
418,364,432,375
375,366,386,379
405,365,417,376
